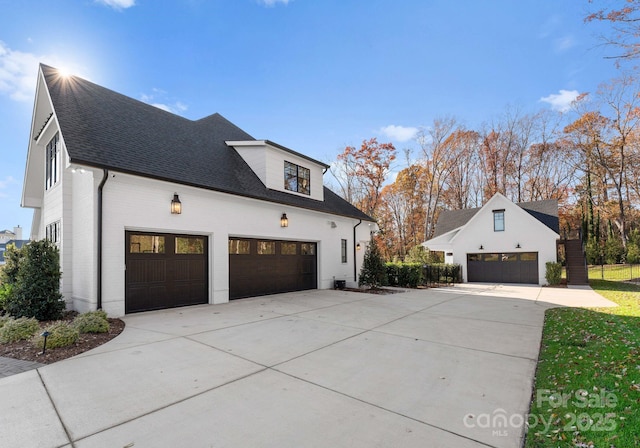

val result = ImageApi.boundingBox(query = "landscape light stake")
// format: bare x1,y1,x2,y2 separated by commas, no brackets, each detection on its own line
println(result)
41,331,51,355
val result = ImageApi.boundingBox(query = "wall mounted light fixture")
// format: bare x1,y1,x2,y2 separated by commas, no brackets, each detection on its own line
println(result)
479,245,484,250
356,242,361,251
171,194,182,214
280,213,289,227
516,243,521,249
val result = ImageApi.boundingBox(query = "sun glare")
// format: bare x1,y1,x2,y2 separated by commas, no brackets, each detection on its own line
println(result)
57,66,72,78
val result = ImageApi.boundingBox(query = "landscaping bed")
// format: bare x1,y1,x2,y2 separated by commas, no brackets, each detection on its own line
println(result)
0,312,124,364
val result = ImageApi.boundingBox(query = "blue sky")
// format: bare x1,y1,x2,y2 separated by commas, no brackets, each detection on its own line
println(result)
0,0,620,236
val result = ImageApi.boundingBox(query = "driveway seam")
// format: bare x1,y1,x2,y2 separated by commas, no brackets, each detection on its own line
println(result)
37,369,75,448
271,368,497,448
369,328,542,361
69,365,270,444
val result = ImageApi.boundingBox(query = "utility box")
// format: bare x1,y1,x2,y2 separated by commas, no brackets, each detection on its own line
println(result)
334,280,346,290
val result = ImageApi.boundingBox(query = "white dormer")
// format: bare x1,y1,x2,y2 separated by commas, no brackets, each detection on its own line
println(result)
226,140,327,201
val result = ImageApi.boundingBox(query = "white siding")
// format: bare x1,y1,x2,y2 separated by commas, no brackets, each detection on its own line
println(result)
98,173,371,316
429,194,558,285
229,141,325,201
69,168,98,313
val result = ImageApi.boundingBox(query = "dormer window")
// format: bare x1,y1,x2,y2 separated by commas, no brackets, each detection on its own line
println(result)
493,209,505,232
284,161,310,195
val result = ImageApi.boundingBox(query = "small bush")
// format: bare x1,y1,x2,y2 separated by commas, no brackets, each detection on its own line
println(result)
0,317,40,343
626,243,640,265
545,262,562,285
0,283,12,313
0,315,12,329
32,321,79,349
73,311,109,334
386,262,423,288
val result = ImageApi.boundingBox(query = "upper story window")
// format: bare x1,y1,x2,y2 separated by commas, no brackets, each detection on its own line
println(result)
46,221,61,245
493,210,505,232
45,133,60,190
284,161,310,195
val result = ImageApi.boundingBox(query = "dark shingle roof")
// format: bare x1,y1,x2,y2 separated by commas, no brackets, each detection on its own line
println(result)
41,64,372,221
432,198,559,237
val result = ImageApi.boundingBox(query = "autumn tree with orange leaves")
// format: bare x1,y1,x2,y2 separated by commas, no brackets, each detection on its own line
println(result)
331,138,396,219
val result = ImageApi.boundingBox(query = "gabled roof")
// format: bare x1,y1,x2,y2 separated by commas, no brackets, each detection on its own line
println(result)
37,64,372,221
432,198,559,237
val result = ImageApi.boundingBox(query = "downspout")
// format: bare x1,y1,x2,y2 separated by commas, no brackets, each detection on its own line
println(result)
353,219,362,282
97,169,109,310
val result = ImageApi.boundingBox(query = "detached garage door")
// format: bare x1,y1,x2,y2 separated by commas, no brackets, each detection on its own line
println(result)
125,231,208,313
467,252,538,284
229,238,317,299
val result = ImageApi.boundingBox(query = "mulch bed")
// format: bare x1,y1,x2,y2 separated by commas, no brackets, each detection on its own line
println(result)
341,287,405,295
0,313,125,364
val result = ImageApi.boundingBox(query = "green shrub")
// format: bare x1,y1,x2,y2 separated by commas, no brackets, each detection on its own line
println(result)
0,317,40,343
73,311,109,334
358,235,386,288
385,262,423,288
0,283,12,313
604,236,625,264
0,315,13,329
0,243,23,285
626,243,640,264
4,240,65,321
32,321,79,349
545,262,562,285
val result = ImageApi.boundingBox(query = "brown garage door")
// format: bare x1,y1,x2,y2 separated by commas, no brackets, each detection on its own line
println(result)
229,238,317,299
467,252,538,284
125,231,208,313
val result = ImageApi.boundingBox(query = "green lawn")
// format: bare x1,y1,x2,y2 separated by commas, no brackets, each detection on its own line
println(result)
525,280,640,447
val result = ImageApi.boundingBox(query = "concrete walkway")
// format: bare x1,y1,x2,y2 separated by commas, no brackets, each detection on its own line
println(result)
0,285,616,448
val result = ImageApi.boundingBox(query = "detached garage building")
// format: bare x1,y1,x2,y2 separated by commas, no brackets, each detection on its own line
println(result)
422,193,559,285
22,65,375,316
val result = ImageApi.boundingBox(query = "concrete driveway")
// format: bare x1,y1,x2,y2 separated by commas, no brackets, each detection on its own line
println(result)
0,284,616,448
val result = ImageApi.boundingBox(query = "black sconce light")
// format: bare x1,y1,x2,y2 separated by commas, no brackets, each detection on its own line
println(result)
171,194,182,214
479,245,484,250
516,243,521,249
356,242,361,251
280,213,288,227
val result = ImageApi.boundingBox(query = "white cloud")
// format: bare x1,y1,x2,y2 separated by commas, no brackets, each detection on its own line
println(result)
539,89,580,112
95,0,135,10
554,35,576,52
0,41,87,102
0,41,42,101
379,124,419,142
0,176,17,189
141,90,188,115
258,0,291,6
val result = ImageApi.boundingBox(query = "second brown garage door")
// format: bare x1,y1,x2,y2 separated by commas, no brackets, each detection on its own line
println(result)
229,238,317,299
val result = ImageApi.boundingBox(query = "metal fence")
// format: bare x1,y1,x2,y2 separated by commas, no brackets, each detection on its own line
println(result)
588,264,640,282
422,264,462,286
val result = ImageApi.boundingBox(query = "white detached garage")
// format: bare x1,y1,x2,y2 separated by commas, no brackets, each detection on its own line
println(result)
422,193,560,285
22,64,375,316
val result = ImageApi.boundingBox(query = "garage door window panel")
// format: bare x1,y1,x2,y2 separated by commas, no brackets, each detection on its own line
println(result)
229,239,250,255
282,242,297,255
130,235,165,254
176,237,204,254
258,241,276,255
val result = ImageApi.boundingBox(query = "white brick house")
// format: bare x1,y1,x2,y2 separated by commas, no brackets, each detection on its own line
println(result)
22,64,375,316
